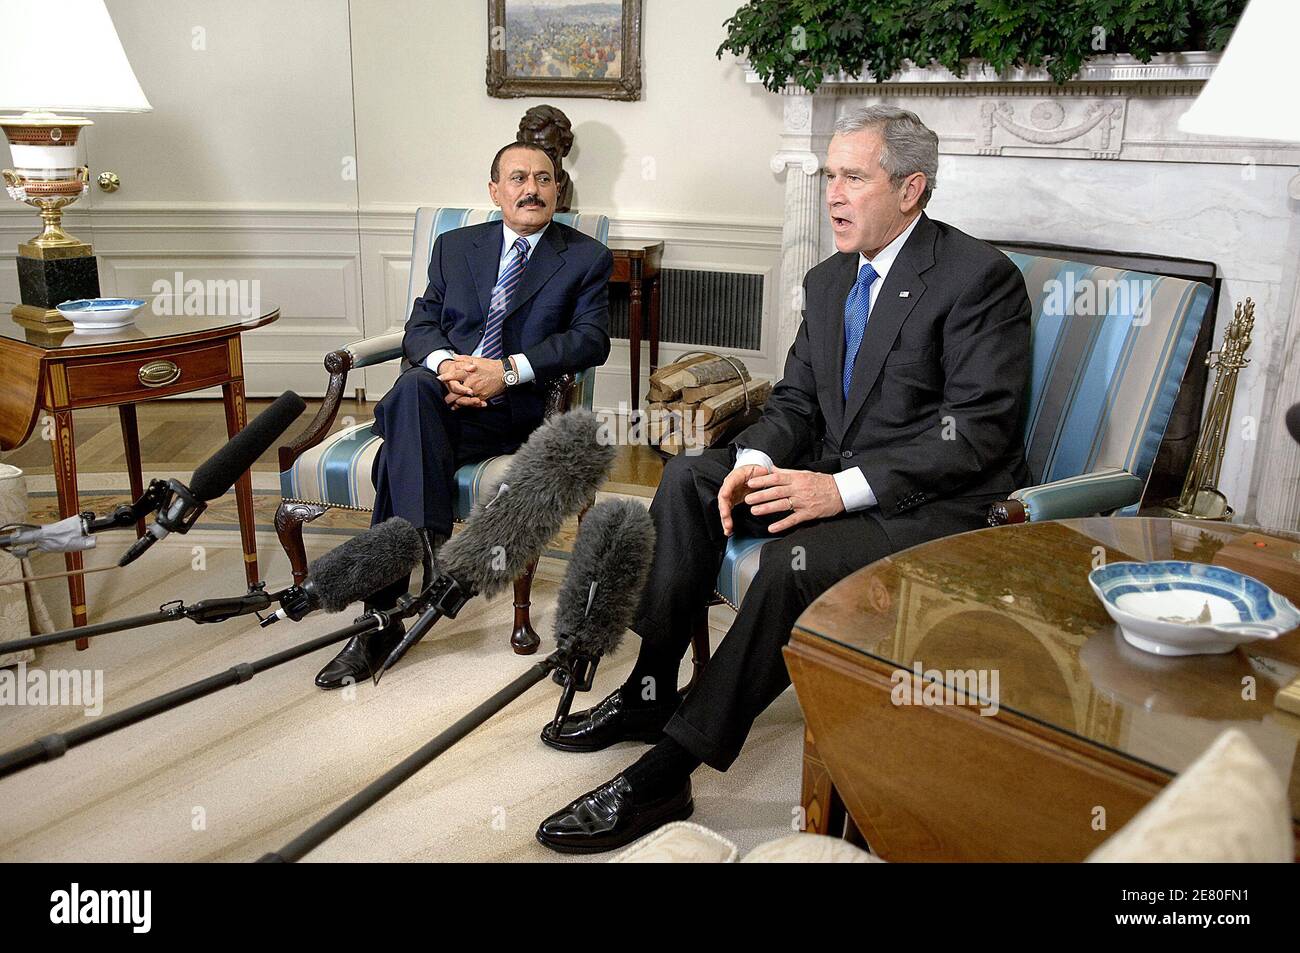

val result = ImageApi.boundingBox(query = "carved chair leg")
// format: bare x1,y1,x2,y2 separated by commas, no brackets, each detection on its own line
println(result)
513,499,591,655
275,500,330,585
511,558,541,655
683,604,713,696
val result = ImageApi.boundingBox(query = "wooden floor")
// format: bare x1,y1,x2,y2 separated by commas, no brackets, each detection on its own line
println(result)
1,395,665,491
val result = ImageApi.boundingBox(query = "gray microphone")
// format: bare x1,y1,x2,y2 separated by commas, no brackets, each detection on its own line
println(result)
261,517,426,625
547,498,655,729
375,408,615,679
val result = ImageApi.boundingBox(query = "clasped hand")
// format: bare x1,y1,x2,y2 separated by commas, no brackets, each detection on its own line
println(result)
437,355,506,409
717,464,845,536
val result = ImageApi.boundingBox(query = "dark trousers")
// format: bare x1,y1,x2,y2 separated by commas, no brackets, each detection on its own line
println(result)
367,365,531,607
631,447,895,771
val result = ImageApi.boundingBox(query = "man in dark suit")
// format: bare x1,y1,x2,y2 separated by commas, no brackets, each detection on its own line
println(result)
535,106,1032,852
315,141,612,689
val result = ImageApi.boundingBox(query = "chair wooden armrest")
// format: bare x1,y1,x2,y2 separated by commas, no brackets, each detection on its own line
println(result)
278,347,355,473
544,372,578,417
987,499,1028,526
278,331,408,473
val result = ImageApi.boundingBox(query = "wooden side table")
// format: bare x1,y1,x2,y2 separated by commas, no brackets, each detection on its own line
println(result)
0,301,279,645
609,241,663,411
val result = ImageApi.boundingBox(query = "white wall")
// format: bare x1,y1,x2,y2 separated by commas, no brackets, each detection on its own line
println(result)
92,0,361,208
350,0,782,219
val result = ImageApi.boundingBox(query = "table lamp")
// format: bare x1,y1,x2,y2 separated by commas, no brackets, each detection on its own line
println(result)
0,0,151,324
1178,0,1300,142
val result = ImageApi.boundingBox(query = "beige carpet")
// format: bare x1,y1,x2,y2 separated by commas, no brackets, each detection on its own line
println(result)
0,519,804,862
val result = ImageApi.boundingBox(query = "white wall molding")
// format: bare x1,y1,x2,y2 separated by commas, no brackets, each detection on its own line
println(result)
2,203,784,413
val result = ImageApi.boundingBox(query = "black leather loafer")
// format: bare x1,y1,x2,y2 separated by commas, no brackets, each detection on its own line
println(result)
314,621,405,689
535,774,693,854
540,689,677,752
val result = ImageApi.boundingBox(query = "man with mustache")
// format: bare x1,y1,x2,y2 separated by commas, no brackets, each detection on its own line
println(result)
535,106,1032,852
314,142,612,688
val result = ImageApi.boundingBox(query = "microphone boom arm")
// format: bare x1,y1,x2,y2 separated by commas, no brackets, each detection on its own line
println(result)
261,649,571,863
0,583,280,656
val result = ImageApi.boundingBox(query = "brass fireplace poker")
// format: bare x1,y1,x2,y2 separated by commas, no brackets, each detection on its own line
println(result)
1158,297,1255,521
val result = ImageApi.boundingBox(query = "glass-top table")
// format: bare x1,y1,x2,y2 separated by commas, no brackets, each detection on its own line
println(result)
0,293,278,350
788,517,1300,859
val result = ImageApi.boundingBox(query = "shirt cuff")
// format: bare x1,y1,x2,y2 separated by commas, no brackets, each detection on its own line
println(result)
510,353,535,384
424,348,455,373
833,466,877,512
734,447,775,473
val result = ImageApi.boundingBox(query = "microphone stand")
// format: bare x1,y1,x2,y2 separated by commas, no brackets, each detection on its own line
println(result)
547,649,600,737
0,612,388,781
0,567,452,781
0,582,281,656
371,570,473,684
259,637,593,863
0,479,174,556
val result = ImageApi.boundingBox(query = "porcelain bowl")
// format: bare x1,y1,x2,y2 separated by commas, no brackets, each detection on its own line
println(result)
1087,560,1300,656
55,297,147,331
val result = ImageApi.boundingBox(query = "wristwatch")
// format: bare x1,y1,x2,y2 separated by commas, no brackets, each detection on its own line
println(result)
502,357,520,387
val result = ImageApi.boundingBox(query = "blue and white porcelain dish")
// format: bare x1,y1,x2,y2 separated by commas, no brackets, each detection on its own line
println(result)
56,298,147,331
1087,560,1300,656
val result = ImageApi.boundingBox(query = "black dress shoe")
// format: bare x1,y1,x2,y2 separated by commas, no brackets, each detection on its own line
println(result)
314,620,406,690
540,688,678,752
536,774,693,854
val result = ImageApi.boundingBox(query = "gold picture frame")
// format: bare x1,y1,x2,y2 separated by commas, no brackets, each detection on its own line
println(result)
487,0,643,101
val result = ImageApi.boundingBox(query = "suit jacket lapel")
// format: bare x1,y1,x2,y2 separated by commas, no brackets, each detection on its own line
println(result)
502,222,566,322
842,214,936,430
469,221,504,322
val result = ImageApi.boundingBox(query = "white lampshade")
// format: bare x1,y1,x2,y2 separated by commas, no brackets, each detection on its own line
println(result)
1179,0,1300,143
0,0,151,114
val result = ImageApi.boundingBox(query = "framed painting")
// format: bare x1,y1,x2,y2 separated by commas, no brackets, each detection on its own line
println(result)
487,0,643,101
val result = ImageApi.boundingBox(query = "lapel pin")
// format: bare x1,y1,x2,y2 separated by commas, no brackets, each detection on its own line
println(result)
899,291,910,298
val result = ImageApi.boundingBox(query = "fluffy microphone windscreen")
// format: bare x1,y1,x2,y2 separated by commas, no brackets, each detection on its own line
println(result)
308,517,426,613
190,391,307,501
438,409,615,598
553,499,654,660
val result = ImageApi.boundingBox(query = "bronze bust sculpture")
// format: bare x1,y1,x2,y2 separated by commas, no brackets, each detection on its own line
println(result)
517,105,574,212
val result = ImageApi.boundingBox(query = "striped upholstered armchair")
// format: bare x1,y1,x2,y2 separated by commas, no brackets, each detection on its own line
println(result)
276,207,609,655
686,252,1214,682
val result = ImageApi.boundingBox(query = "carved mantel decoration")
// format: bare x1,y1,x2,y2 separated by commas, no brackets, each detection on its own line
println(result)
749,51,1300,529
979,100,1125,158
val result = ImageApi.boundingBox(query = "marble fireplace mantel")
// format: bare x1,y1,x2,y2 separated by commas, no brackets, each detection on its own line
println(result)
751,52,1300,530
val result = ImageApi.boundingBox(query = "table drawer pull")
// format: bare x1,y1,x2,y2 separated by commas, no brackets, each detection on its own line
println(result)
138,360,181,387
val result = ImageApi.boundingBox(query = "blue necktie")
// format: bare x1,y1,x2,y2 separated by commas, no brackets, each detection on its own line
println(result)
481,236,531,362
842,261,879,399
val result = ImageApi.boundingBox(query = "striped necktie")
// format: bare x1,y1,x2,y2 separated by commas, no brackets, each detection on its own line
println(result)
481,236,531,362
842,261,879,399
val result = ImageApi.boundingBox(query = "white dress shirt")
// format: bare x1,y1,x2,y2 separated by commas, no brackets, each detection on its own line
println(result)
735,212,923,512
423,221,548,383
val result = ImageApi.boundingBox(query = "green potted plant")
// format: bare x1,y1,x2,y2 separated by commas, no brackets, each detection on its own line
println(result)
719,0,1245,90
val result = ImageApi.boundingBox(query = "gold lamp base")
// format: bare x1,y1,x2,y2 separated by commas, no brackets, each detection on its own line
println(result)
3,115,100,321
11,303,71,326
